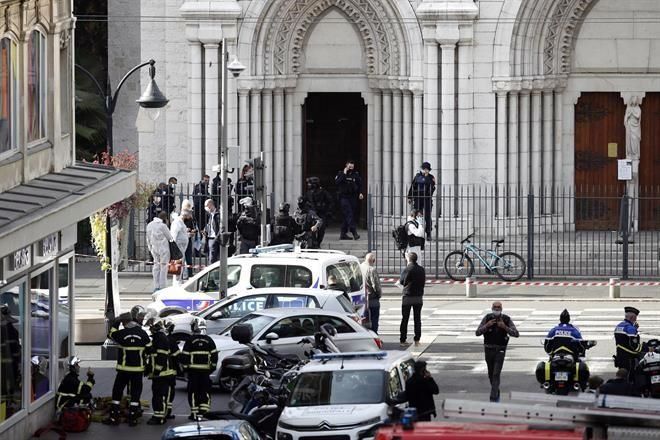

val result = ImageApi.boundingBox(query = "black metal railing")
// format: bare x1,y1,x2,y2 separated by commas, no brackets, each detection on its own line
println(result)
367,185,660,279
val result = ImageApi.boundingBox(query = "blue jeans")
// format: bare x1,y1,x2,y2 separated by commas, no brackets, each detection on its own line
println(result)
368,306,380,334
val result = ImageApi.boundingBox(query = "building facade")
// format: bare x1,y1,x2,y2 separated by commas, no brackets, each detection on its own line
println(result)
112,0,660,226
0,1,136,438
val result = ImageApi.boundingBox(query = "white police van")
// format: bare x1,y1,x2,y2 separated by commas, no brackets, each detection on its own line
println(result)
277,351,414,440
148,245,366,316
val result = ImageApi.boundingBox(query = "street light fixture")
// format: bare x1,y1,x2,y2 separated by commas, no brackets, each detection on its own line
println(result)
219,42,245,298
75,59,168,359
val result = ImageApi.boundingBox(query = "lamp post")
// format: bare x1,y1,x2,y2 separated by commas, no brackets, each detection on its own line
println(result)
75,60,168,358
219,40,245,298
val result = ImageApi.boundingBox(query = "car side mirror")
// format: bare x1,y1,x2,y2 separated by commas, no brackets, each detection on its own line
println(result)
387,391,406,406
210,310,227,320
265,332,279,344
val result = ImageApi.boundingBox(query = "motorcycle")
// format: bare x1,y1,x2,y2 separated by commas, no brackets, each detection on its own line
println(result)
637,339,660,398
535,339,597,395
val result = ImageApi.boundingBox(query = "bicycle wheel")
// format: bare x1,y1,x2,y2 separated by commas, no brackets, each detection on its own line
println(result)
444,251,474,281
495,251,526,281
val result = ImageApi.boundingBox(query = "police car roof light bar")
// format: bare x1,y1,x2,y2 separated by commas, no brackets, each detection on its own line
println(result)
311,351,388,362
249,244,295,254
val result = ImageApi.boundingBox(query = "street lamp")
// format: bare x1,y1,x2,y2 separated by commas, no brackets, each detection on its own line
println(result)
219,43,245,298
75,59,168,358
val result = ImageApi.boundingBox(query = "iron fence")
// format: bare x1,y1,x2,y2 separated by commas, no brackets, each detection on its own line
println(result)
367,185,660,279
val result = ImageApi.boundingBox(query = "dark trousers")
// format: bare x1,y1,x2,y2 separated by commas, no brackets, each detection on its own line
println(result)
167,376,176,415
151,376,170,419
207,237,219,263
368,305,380,334
187,370,211,415
400,303,423,343
185,240,193,278
239,239,257,255
111,370,143,420
484,345,506,401
413,197,433,236
339,196,358,234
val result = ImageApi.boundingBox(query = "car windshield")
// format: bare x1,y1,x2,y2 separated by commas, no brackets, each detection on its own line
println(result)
288,370,385,407
220,313,274,336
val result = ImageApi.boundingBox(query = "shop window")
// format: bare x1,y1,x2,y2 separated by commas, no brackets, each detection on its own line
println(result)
27,30,46,142
0,37,17,154
30,270,52,402
0,281,25,423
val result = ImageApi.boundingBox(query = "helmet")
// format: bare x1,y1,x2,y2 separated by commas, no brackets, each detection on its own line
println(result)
130,305,146,324
191,317,207,335
163,318,175,335
68,355,82,372
150,319,165,334
31,355,40,366
239,197,254,208
297,196,307,210
279,203,290,214
560,309,571,324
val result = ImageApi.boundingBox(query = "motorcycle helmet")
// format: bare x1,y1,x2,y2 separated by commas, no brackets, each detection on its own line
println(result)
130,305,146,325
279,203,290,215
560,309,570,324
191,317,207,335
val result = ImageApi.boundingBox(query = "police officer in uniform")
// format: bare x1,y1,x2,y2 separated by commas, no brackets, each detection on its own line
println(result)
544,309,584,357
304,177,333,246
145,320,178,425
335,160,363,240
104,305,151,427
407,162,436,238
236,197,261,254
614,306,643,383
293,197,323,249
55,356,95,411
180,318,218,420
270,203,299,246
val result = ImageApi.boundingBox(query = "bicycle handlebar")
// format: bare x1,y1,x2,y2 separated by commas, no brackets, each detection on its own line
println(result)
461,233,475,244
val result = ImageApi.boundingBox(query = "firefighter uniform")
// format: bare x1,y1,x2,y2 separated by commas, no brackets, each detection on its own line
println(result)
146,329,178,424
180,330,218,419
55,370,94,411
105,318,151,426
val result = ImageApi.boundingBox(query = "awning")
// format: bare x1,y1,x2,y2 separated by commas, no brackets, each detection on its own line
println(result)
0,162,137,256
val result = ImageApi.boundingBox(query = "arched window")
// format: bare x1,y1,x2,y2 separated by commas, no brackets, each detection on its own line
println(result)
27,30,46,142
0,37,17,154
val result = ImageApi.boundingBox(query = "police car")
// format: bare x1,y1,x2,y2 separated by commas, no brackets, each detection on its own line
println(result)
276,351,414,440
163,287,361,340
148,245,366,316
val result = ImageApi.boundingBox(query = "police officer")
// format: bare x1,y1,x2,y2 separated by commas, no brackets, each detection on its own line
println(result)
293,197,323,249
236,197,260,254
544,309,584,357
55,356,95,411
407,162,436,239
304,176,333,245
180,318,218,420
163,319,181,420
270,203,299,246
145,320,178,425
614,306,643,383
335,160,363,240
103,305,151,427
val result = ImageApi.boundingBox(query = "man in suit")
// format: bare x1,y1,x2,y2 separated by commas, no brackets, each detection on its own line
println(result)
203,199,221,263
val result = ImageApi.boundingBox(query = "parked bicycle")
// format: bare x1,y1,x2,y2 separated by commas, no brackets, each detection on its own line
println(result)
444,233,526,281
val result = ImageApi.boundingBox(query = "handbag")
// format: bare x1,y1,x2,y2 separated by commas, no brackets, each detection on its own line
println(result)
168,241,183,260
168,259,182,275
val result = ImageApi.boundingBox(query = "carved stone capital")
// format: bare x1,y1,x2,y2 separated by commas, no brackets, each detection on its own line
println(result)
620,92,646,106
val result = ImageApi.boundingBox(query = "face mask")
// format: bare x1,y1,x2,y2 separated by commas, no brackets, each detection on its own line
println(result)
417,216,423,222
492,310,502,317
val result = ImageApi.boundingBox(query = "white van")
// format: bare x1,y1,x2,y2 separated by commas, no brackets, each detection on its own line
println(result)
277,351,414,440
148,247,366,316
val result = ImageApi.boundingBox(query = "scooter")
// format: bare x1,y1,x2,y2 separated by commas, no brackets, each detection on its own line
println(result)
637,339,660,398
536,339,596,395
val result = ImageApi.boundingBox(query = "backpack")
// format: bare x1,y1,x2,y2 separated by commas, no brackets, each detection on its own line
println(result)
392,222,411,251
59,407,92,432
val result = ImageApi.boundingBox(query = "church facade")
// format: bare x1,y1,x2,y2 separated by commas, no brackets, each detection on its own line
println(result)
110,0,660,227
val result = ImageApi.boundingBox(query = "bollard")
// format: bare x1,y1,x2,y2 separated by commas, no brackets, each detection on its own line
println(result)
609,277,621,299
466,277,477,298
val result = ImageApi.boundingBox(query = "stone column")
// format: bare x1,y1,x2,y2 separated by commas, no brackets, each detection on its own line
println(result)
204,43,220,175
423,42,439,174
292,93,303,198
225,41,239,151
413,92,423,179
531,90,543,193
392,90,403,213
519,90,531,194
189,42,203,181
284,89,294,200
382,91,393,194
541,90,555,214
273,88,284,206
238,89,250,163
440,43,456,187
372,91,382,191
496,91,508,216
457,43,474,186
403,91,413,187
553,92,563,191
262,89,273,197
250,90,261,159
508,91,519,213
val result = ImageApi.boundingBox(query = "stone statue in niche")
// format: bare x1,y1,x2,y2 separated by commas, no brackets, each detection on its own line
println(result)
624,95,641,162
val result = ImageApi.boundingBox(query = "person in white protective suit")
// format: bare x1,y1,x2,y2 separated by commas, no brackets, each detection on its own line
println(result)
147,212,174,291
170,210,192,283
